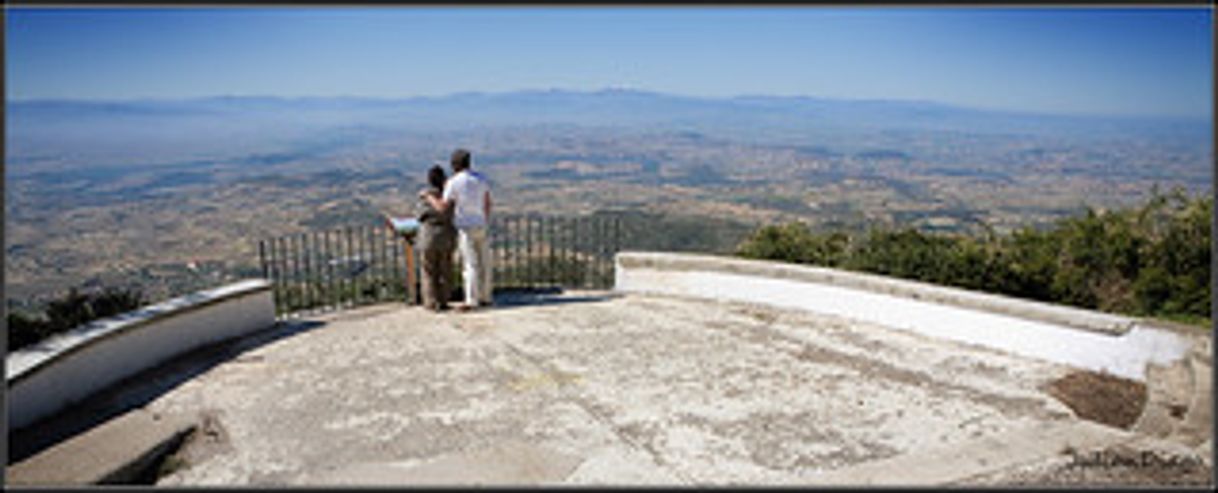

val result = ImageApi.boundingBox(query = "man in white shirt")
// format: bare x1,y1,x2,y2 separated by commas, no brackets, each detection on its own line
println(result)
423,148,493,310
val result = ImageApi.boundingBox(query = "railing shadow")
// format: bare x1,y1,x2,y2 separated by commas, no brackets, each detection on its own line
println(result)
487,287,619,311
7,318,329,465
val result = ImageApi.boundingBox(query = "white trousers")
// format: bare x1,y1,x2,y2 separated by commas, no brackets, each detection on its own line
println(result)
457,227,493,306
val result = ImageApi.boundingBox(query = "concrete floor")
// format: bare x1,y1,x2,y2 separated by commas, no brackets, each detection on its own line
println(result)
140,291,1175,485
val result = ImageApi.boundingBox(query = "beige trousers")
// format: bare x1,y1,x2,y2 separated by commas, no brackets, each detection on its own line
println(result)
457,227,493,306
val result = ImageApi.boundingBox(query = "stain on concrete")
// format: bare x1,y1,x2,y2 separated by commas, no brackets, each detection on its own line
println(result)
310,440,585,485
677,411,903,472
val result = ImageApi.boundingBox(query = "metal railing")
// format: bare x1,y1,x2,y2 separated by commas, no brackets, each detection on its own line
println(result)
259,224,409,317
492,214,621,292
258,213,623,317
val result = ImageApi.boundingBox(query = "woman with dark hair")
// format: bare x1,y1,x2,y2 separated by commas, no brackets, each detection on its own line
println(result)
417,165,457,311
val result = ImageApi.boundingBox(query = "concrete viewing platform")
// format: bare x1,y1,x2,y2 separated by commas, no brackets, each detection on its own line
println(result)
10,288,1209,486
6,253,1212,486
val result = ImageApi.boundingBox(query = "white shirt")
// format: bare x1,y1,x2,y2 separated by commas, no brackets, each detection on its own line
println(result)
442,169,491,229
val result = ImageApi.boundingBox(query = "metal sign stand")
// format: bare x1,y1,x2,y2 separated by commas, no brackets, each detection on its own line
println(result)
403,238,417,304
384,216,421,305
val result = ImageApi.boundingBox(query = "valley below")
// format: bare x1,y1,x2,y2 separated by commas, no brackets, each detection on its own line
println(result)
4,92,1212,309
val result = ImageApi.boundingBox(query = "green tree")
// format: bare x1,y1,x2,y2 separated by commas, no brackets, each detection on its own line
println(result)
737,222,848,267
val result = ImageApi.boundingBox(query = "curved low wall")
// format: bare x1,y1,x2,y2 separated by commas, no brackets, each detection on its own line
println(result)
614,252,1191,382
6,279,276,432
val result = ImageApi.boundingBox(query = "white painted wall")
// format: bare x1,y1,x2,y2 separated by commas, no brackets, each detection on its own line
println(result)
615,252,1190,382
6,280,276,432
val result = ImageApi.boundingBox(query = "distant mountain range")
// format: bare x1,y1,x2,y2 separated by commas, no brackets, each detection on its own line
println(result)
12,88,1209,128
7,88,1211,170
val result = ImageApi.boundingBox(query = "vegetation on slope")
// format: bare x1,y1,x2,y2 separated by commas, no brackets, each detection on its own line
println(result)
737,188,1212,325
6,287,145,352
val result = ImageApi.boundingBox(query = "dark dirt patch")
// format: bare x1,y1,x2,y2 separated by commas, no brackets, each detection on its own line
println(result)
1044,371,1148,429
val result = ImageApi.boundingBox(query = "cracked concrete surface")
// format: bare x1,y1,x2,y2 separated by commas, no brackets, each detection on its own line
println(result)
141,291,1187,486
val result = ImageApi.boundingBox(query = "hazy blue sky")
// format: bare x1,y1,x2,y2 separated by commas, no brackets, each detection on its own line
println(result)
6,7,1213,118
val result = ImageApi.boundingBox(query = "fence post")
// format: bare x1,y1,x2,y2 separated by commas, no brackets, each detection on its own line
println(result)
492,217,501,290
376,226,386,302
614,214,622,257
385,227,394,301
277,236,288,316
316,230,324,313
390,226,400,301
280,235,289,316
272,236,282,316
565,215,574,286
576,216,585,288
604,215,612,288
361,225,370,304
326,229,336,312
368,226,376,302
378,227,387,301
513,215,522,289
407,237,417,305
258,240,267,280
363,226,372,302
599,215,609,288
307,232,316,313
352,226,361,305
295,233,304,314
298,233,307,313
361,226,368,304
525,215,534,289
547,216,555,286
284,234,294,316
267,238,278,315
345,225,355,306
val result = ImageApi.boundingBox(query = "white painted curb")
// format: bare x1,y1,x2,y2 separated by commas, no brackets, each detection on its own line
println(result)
615,252,1190,382
6,279,277,432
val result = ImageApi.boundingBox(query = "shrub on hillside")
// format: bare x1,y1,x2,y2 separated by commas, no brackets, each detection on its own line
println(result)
6,286,144,352
736,189,1212,324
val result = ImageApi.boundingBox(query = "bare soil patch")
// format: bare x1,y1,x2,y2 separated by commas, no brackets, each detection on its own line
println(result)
1044,370,1148,429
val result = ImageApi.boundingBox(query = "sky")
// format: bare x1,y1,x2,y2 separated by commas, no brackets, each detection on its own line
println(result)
5,6,1213,118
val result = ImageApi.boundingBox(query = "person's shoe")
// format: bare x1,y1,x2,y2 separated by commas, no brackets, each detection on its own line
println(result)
454,303,475,312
